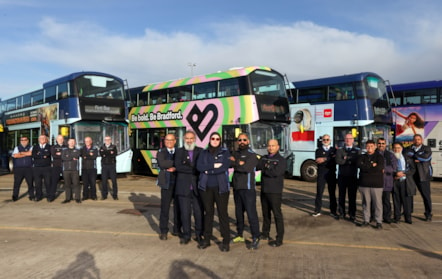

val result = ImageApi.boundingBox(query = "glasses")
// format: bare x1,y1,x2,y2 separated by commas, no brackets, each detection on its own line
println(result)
322,139,330,141
211,137,220,141
20,139,28,141
237,138,248,142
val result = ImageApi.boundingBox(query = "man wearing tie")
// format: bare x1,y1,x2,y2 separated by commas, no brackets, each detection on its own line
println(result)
174,131,203,245
157,133,180,240
335,133,360,222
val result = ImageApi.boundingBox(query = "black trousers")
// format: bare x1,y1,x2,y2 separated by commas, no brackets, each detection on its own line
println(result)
51,166,63,198
176,190,204,240
199,186,230,244
315,169,337,214
382,191,393,221
33,166,52,200
261,192,284,243
101,164,117,198
392,180,412,222
82,168,97,199
338,175,358,218
233,188,260,239
13,167,33,199
159,184,180,235
63,170,80,201
416,180,432,217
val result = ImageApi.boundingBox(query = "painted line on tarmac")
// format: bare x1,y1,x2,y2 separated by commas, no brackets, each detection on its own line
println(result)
1,225,441,255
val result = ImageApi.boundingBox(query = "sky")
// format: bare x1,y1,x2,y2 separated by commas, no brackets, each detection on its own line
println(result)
1,0,442,101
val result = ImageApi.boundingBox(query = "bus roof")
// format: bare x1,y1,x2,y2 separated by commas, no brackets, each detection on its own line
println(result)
142,66,274,92
390,80,442,91
43,71,124,88
292,72,381,88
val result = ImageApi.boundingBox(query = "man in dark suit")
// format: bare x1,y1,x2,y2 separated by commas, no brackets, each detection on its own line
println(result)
174,131,203,245
405,134,433,221
156,133,180,240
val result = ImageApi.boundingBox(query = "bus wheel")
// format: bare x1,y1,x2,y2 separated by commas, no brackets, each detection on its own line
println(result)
301,160,317,182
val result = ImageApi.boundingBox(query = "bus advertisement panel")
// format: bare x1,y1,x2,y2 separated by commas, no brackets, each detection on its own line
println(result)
129,66,290,177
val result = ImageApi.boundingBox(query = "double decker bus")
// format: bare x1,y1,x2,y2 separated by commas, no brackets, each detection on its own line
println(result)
388,80,442,178
288,72,391,181
129,66,290,178
0,72,132,174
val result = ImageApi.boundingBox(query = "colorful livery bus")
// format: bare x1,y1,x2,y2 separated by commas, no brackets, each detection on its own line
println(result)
288,72,391,181
0,72,132,174
129,66,291,177
388,80,442,178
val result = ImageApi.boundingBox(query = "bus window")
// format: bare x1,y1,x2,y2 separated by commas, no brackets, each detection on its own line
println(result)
22,93,31,108
219,79,240,97
404,89,437,104
31,90,44,106
194,82,216,100
298,88,326,103
150,90,167,105
46,86,56,102
169,86,192,102
6,98,17,111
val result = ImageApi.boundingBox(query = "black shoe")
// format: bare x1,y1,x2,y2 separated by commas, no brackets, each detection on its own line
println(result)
393,219,400,223
101,197,107,200
29,197,35,201
361,221,369,227
330,213,340,220
112,196,118,200
375,223,383,229
159,234,167,240
91,197,98,200
425,214,432,222
171,232,179,237
260,235,271,241
82,197,89,201
195,236,203,243
12,196,18,202
198,242,211,249
249,238,260,250
180,238,190,245
61,200,70,204
405,220,412,224
75,199,81,204
221,243,230,252
35,198,42,202
47,198,55,203
349,216,355,222
383,219,391,224
270,240,283,247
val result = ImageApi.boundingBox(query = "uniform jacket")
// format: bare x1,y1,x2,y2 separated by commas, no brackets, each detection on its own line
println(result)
100,144,117,165
196,147,230,194
156,147,176,190
80,146,99,169
32,144,52,167
357,152,384,188
62,147,80,171
51,143,66,167
258,152,287,194
174,146,202,196
395,154,417,197
335,146,360,177
231,147,259,190
315,146,337,172
405,145,432,181
377,150,397,192
13,145,33,168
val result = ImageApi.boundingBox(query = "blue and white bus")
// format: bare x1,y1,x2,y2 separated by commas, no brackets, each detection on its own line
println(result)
288,72,391,181
388,80,442,178
0,72,132,174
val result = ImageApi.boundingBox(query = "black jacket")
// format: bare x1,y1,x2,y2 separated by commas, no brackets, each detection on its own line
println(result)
51,143,66,167
258,153,286,194
62,147,80,171
231,147,259,190
80,146,99,170
156,147,176,190
405,145,432,182
315,146,337,172
174,147,202,196
32,144,52,167
336,146,360,177
100,144,117,165
357,152,384,188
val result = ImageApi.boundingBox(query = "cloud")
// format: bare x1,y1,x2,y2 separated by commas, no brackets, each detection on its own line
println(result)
1,16,442,100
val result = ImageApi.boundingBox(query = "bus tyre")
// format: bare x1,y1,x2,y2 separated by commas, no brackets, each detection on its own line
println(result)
301,160,317,182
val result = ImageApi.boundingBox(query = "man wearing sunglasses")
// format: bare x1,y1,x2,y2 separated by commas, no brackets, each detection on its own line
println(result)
230,133,260,250
313,134,338,219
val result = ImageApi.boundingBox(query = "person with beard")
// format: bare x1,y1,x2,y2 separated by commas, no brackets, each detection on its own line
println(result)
174,131,204,245
357,140,384,229
230,133,260,250
157,133,180,240
405,134,433,221
196,132,231,252
312,134,338,219
392,142,417,224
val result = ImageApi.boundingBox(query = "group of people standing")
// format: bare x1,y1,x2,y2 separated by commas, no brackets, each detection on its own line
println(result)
314,133,433,228
156,131,286,252
11,134,119,203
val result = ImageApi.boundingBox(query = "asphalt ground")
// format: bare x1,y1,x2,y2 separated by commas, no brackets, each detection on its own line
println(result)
0,174,441,279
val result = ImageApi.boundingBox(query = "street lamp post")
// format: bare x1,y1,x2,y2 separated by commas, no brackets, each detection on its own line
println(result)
187,63,196,76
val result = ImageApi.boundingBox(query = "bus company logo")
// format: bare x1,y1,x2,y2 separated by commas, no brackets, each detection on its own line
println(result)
131,110,183,122
323,109,332,118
